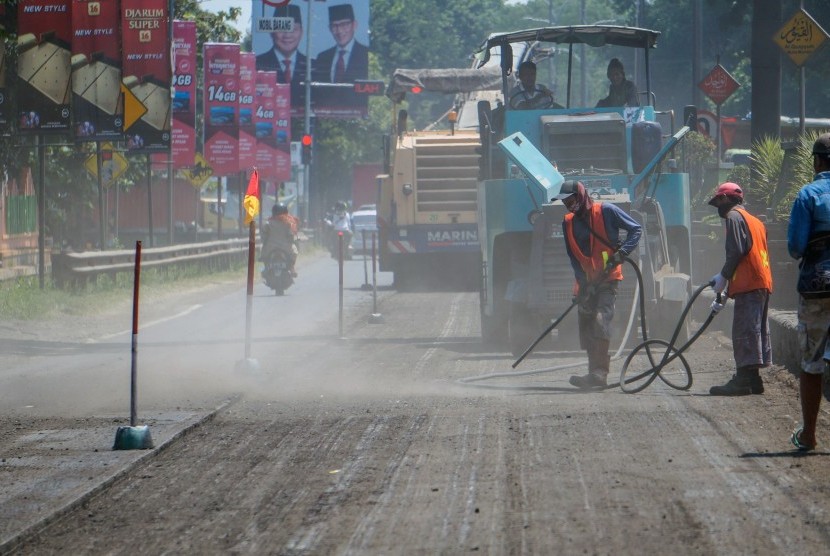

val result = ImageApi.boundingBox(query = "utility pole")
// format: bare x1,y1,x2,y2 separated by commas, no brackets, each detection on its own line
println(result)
303,0,313,226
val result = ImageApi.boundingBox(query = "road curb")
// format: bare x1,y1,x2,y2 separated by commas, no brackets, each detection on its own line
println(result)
0,396,238,555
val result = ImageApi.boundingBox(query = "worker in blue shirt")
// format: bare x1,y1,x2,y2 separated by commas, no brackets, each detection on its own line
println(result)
787,132,830,451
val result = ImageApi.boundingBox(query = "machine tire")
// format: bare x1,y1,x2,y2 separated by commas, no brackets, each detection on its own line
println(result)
508,302,537,358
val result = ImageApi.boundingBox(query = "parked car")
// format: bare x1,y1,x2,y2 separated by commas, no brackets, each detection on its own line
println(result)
350,208,378,254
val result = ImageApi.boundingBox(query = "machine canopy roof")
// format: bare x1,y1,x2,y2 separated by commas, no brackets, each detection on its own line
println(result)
386,66,503,103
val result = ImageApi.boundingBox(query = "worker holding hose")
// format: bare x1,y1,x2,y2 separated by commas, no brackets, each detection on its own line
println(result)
707,181,773,396
553,180,642,390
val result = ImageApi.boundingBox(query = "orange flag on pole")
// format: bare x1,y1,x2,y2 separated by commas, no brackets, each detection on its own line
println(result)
242,169,260,226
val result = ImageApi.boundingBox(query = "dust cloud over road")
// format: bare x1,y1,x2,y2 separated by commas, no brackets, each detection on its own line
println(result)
2,254,830,555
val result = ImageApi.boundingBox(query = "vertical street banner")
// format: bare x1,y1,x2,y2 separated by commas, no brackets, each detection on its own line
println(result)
172,20,197,169
254,71,278,177
273,83,292,181
252,0,371,120
121,0,170,152
0,5,9,132
17,0,73,132
203,43,240,177
238,52,257,173
71,0,122,141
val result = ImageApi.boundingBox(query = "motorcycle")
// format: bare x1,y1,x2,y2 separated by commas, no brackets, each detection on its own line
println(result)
323,217,353,260
261,248,294,295
330,229,354,260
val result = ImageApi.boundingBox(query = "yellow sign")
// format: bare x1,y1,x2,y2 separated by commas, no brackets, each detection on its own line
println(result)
181,152,213,188
85,142,129,187
774,8,829,66
121,83,148,131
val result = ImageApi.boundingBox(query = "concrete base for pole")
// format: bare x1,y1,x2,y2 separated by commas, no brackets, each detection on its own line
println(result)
234,358,261,374
113,425,154,450
360,283,372,291
368,313,385,324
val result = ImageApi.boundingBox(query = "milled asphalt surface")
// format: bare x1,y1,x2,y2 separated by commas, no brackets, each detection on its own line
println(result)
0,287,804,554
0,399,236,553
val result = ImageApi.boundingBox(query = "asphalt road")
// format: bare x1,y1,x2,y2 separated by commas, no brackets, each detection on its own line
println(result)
2,252,829,555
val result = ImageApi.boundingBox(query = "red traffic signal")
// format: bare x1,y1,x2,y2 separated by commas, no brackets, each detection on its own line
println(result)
410,86,423,94
301,134,312,164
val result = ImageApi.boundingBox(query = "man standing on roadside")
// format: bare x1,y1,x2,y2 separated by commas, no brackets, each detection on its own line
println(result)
706,181,773,396
787,133,830,451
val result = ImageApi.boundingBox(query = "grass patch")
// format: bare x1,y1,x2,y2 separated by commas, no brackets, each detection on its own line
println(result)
0,262,248,321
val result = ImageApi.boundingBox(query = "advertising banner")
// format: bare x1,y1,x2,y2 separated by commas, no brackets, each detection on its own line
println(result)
172,20,197,169
17,0,73,132
203,43,240,177
0,5,8,132
252,0,370,120
238,52,257,173
71,0,122,141
121,0,170,152
255,71,291,181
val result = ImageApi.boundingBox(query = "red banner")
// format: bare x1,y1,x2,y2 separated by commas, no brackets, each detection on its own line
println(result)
238,52,257,172
121,0,170,152
17,0,73,132
204,43,240,177
255,71,288,179
0,4,9,131
71,0,122,140
172,20,197,169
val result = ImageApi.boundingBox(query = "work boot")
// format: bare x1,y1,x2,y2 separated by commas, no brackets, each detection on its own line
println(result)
569,372,607,390
709,373,764,396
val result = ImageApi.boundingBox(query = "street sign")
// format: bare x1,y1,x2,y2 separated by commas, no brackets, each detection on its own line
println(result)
121,83,148,131
353,80,385,95
181,152,213,188
84,142,129,187
774,8,829,67
698,64,740,106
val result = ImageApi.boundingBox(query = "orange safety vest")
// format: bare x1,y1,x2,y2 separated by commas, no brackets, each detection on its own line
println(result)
564,202,623,284
727,207,773,295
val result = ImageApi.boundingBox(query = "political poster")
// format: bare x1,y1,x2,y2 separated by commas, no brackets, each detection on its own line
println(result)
252,0,370,120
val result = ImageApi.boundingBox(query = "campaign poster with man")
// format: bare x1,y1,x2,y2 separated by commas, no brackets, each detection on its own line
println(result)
252,0,370,119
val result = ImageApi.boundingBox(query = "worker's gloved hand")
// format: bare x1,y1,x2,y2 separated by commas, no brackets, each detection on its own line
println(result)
710,299,724,314
605,251,626,271
710,273,728,294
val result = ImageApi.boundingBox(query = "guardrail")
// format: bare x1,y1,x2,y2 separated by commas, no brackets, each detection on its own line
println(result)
51,239,249,289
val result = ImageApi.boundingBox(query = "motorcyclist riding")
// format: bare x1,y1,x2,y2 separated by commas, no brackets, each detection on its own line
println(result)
261,203,299,277
327,201,353,255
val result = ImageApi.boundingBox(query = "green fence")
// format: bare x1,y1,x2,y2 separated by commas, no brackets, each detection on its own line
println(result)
5,195,36,235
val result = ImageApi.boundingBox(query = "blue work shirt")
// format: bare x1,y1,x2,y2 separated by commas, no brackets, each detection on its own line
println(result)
563,202,642,282
788,171,830,259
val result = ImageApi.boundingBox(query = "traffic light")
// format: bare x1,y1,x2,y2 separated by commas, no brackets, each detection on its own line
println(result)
301,134,312,165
